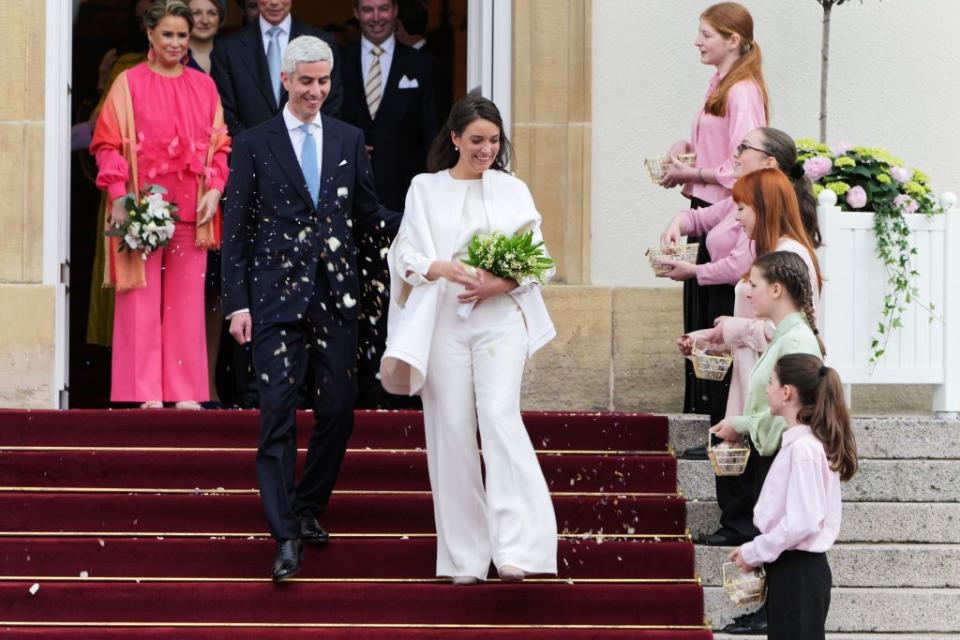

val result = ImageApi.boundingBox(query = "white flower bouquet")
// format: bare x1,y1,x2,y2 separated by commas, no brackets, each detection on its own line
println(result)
106,184,179,260
457,230,554,318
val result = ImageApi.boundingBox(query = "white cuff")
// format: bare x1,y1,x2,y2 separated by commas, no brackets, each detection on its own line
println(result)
226,308,250,320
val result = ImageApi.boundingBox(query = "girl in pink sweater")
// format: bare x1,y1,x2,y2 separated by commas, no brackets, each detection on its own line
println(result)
729,353,858,640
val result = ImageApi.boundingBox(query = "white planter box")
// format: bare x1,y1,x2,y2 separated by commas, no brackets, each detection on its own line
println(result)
816,190,960,413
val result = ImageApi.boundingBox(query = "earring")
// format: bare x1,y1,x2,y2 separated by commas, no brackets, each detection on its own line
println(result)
454,146,459,152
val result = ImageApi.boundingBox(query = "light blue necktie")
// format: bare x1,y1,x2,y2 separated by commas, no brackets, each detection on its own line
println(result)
267,26,282,103
300,124,319,207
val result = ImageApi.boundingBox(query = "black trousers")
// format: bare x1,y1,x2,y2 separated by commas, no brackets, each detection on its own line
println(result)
682,197,735,425
251,285,358,541
717,443,775,539
766,550,832,640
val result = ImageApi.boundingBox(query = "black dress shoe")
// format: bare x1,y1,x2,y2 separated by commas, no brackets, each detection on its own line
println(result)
680,445,709,460
723,605,767,634
271,539,303,581
299,515,330,546
700,528,751,546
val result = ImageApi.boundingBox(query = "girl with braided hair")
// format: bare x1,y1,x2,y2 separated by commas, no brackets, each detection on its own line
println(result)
711,250,825,452
729,353,857,639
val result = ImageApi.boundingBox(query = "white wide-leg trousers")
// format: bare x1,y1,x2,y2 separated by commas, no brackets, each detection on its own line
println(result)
420,286,558,580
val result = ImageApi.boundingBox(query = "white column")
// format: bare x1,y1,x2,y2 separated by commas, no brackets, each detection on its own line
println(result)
933,192,960,416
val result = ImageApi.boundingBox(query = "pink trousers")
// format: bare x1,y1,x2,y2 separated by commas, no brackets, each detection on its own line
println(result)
110,221,209,402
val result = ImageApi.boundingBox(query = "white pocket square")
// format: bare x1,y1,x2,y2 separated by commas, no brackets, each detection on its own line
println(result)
337,186,349,197
398,75,419,89
338,159,348,167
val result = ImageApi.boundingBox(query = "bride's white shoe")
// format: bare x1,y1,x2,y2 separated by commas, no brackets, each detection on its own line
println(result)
451,576,479,586
498,565,525,582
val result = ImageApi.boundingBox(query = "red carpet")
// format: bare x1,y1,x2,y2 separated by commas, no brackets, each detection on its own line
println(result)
0,410,708,638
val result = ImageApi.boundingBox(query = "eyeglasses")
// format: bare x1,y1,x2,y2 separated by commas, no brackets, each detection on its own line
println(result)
736,142,771,157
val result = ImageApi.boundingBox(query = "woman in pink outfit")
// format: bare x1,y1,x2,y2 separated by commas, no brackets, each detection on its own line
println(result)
91,0,230,409
659,2,769,428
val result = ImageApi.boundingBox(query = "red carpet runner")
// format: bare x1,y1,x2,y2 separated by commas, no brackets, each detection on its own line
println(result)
0,410,709,638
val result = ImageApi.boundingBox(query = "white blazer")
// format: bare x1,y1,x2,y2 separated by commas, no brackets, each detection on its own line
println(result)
380,169,557,396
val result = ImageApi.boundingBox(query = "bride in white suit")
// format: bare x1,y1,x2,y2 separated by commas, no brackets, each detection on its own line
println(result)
381,93,558,585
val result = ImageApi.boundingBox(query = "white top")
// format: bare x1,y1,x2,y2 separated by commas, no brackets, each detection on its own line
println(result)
282,104,323,177
361,35,395,89
259,14,292,57
452,180,485,262
381,169,557,396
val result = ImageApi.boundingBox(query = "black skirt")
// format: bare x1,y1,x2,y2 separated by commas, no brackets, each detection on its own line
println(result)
682,197,735,424
765,550,832,640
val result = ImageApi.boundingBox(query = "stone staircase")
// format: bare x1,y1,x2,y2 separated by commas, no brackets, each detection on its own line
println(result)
669,414,960,639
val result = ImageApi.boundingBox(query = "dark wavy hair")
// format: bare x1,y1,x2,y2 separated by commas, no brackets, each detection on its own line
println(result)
426,91,513,173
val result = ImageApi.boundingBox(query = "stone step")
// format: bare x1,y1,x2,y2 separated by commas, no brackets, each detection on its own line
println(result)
695,544,960,588
704,586,960,633
678,458,960,502
687,501,960,544
668,414,960,459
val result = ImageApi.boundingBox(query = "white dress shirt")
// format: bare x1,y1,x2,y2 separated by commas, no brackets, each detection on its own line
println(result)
283,104,323,177
361,35,395,91
260,14,292,57
226,105,322,320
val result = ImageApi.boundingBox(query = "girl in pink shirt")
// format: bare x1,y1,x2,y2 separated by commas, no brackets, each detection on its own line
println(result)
729,354,859,640
658,2,769,427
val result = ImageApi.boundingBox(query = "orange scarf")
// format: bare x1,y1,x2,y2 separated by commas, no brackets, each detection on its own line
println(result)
94,70,230,291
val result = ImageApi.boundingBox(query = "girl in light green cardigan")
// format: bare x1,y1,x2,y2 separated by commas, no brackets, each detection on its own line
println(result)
711,250,826,454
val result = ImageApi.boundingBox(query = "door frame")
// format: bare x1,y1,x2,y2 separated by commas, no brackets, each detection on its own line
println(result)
44,0,74,408
467,0,512,134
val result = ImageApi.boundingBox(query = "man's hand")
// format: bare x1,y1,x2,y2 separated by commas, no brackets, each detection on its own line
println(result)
229,312,252,345
197,188,222,226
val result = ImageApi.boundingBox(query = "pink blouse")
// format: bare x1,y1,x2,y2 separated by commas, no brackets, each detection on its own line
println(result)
93,63,229,208
685,74,767,205
740,424,843,567
678,196,754,286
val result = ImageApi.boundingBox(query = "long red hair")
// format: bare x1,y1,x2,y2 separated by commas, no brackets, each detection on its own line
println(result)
701,2,770,121
733,168,823,290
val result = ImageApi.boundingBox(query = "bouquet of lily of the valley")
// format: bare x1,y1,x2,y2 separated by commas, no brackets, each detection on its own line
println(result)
457,230,554,318
796,139,940,215
105,184,179,260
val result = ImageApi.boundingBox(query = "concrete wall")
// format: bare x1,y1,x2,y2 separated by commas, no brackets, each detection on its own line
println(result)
0,0,54,408
591,0,960,287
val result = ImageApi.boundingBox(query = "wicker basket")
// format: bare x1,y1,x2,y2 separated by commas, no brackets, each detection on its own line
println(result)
646,243,700,276
723,562,767,607
686,336,733,381
707,436,751,476
644,153,697,185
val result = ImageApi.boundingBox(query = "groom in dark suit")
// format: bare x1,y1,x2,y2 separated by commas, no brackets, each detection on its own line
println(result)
221,35,400,581
211,0,344,136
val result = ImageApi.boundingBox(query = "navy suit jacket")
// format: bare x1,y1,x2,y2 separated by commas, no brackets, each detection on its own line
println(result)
339,42,440,212
211,20,343,136
221,113,400,324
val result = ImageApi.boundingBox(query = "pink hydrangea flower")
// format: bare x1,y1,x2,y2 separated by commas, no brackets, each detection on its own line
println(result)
894,194,919,214
831,141,853,155
803,156,833,182
891,167,911,184
846,186,868,209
